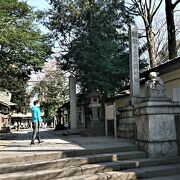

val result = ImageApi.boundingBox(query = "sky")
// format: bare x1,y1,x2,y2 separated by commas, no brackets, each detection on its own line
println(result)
26,0,51,34
26,0,50,10
25,0,180,66
26,1,53,91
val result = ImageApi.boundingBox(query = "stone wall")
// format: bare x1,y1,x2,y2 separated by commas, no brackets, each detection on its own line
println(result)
118,106,135,139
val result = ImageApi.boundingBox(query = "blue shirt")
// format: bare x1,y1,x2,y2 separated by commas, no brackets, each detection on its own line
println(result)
31,106,42,123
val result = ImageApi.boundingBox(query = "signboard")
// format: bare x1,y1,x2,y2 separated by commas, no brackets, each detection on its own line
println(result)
105,105,114,120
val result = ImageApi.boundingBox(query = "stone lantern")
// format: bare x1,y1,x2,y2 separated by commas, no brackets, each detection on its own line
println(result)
89,93,101,124
82,91,104,136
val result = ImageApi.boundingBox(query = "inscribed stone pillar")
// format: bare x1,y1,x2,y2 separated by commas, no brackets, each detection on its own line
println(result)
69,75,77,129
81,106,85,128
117,25,140,139
129,25,140,103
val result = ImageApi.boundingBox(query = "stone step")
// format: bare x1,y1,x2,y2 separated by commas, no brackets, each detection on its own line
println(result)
0,144,138,164
0,151,146,174
1,157,180,180
125,163,180,179
58,165,180,180
140,174,180,180
57,171,137,180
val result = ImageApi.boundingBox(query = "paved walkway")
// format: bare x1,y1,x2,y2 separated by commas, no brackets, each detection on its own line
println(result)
0,129,134,158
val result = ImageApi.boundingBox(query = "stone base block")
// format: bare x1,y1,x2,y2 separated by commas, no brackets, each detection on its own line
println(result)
134,97,180,158
117,131,134,139
138,141,178,158
136,114,177,141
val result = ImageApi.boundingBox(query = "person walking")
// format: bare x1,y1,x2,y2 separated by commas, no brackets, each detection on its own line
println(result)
30,100,42,145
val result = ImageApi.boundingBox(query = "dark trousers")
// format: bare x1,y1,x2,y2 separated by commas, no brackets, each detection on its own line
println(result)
31,122,41,143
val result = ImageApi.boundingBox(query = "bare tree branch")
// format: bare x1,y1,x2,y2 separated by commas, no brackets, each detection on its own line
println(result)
151,0,157,13
145,0,149,12
129,0,164,67
145,0,151,23
174,9,180,13
151,0,163,19
149,0,152,11
172,0,180,9
131,0,147,22
154,21,166,36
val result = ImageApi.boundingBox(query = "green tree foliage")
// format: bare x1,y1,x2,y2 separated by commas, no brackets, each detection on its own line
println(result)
43,0,134,97
0,0,52,112
30,66,68,120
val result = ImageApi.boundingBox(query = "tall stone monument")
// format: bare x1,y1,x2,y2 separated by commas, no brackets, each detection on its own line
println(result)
129,25,140,103
69,75,77,130
117,25,140,139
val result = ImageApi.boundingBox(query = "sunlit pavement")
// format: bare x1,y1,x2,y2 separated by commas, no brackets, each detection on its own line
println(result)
0,129,133,159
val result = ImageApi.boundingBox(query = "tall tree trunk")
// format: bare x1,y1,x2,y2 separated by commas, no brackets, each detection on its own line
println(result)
146,26,157,68
165,0,177,60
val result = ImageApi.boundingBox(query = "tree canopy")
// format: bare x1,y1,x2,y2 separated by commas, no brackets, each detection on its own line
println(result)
0,0,52,112
29,61,68,120
43,0,134,97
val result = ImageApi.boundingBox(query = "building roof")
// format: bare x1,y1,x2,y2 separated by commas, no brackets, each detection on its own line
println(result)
107,57,180,102
141,56,180,79
0,101,17,108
